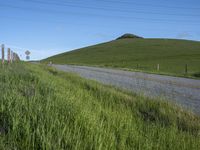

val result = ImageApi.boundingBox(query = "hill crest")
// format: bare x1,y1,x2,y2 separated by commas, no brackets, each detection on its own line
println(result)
116,33,143,40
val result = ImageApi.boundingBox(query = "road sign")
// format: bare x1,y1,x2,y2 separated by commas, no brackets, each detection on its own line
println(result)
25,50,31,56
26,56,30,60
25,50,31,60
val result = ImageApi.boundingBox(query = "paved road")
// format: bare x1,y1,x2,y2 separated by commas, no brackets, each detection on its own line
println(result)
53,64,200,115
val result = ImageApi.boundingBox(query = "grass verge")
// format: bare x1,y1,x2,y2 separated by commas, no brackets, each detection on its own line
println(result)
0,63,200,150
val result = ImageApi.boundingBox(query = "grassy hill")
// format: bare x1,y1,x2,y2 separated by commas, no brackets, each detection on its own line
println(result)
0,63,200,149
44,37,200,78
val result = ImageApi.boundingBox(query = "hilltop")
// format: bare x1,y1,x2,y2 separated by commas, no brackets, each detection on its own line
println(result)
43,35,200,78
116,33,143,40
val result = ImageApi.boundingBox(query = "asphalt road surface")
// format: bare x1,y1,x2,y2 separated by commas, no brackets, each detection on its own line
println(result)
53,64,200,115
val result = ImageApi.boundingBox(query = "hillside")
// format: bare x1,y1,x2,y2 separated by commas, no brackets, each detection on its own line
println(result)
44,37,200,77
0,63,200,149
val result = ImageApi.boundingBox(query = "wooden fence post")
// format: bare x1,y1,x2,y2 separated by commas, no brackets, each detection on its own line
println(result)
136,64,139,69
157,64,160,71
12,52,20,62
10,51,13,63
1,44,4,65
185,64,188,74
7,48,11,64
13,53,15,62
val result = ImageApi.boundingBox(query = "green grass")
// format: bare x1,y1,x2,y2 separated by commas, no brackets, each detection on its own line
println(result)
0,63,200,149
44,38,200,78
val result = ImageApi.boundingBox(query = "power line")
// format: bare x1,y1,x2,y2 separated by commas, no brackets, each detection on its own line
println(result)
1,14,200,27
0,3,200,24
78,0,200,10
20,0,200,17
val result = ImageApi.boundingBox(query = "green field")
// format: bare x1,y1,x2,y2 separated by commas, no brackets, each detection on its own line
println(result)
44,38,200,78
0,63,200,149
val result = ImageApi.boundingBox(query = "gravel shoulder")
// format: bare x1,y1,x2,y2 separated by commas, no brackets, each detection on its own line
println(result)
53,64,200,115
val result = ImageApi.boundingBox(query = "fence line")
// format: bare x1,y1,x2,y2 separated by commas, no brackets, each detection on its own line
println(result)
0,43,190,75
1,44,20,66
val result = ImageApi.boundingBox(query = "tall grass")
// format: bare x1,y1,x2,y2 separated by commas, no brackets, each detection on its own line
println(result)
0,63,200,149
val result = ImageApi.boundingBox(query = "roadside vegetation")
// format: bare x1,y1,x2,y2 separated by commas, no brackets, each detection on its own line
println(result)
44,37,200,78
0,63,200,149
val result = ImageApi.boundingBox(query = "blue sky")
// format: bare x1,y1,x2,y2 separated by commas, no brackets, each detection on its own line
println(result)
0,0,200,60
